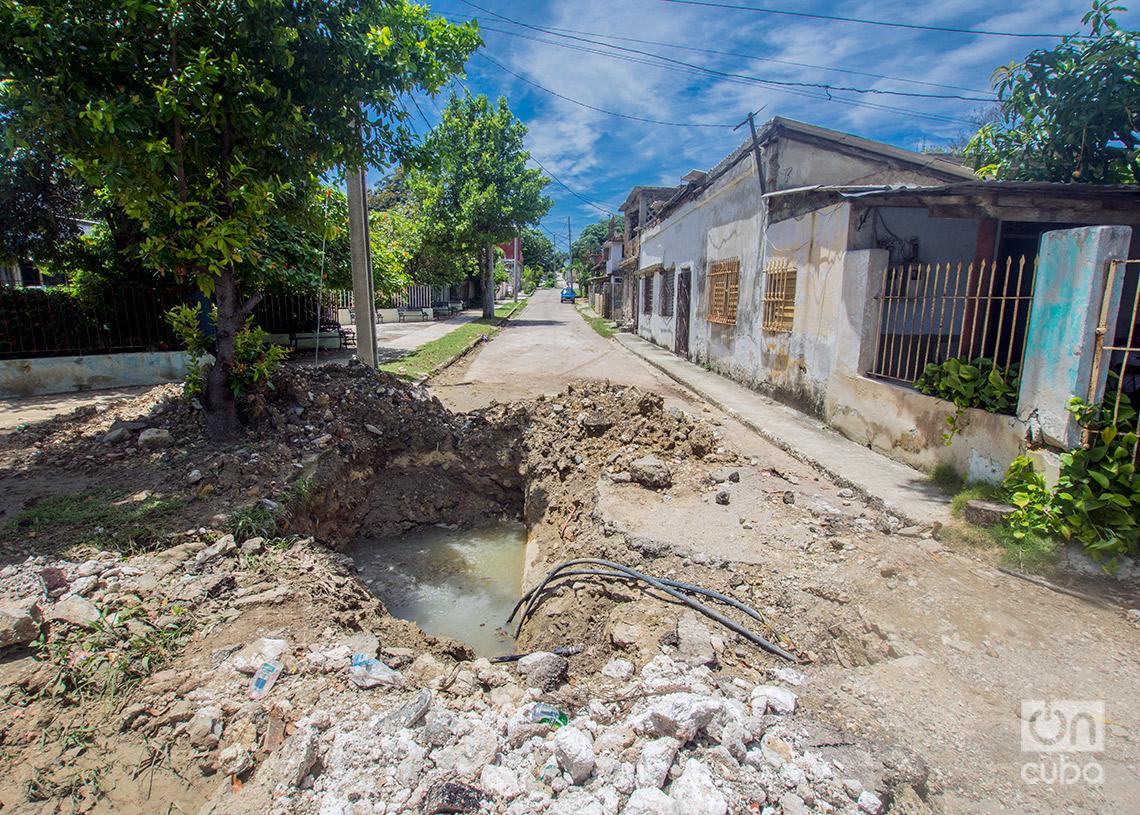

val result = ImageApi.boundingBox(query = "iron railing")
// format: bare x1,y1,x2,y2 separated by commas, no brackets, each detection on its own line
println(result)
871,256,1036,384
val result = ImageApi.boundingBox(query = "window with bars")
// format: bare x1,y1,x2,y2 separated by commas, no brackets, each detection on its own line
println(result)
642,274,654,315
660,269,675,317
761,259,797,332
707,259,739,325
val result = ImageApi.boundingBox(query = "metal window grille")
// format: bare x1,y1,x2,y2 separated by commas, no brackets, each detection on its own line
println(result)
1090,258,1140,464
870,257,1036,384
661,270,675,317
642,275,654,315
707,259,739,325
761,260,796,332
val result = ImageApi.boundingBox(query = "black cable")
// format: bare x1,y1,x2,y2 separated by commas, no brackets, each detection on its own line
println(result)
512,558,799,663
653,0,1070,39
479,53,736,129
512,23,992,95
470,15,995,103
471,23,978,126
525,152,619,215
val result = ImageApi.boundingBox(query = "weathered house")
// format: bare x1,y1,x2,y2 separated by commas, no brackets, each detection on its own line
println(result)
616,186,676,330
632,117,1140,481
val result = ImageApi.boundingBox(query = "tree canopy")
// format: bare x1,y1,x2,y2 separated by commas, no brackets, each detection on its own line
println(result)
0,0,480,440
571,215,623,265
411,93,551,316
520,228,556,272
966,2,1140,183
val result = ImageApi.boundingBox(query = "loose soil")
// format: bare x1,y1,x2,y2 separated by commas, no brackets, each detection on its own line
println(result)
0,359,1136,815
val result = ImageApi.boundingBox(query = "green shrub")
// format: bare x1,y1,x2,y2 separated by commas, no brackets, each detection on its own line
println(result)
166,304,289,398
914,356,1020,444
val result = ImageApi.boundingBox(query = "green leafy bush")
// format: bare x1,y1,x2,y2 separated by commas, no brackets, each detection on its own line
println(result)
1000,394,1140,568
166,304,289,398
914,356,1020,443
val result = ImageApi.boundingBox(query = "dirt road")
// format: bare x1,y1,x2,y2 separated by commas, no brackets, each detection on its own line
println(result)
433,292,1140,815
432,289,694,411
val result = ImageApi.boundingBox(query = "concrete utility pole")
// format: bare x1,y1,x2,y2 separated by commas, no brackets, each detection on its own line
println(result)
734,109,767,196
567,216,573,287
346,164,377,368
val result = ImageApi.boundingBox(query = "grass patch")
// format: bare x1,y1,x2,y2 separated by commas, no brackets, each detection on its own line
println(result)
949,483,1002,516
576,303,615,339
4,486,186,556
929,463,965,495
379,300,526,380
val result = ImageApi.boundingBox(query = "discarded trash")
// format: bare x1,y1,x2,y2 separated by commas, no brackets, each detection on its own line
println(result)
530,702,568,729
380,688,432,730
349,654,403,688
248,660,282,699
489,645,583,664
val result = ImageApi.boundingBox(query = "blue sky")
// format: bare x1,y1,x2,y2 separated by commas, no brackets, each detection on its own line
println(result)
404,0,1140,253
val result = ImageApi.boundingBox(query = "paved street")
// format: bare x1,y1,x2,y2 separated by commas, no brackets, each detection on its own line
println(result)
430,288,694,412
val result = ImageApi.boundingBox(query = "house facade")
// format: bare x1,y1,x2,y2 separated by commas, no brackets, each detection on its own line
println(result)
627,117,1140,481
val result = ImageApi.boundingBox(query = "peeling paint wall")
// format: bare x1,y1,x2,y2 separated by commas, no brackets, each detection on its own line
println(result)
0,351,192,398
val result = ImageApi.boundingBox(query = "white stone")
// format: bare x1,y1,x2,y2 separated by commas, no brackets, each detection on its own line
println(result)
779,793,807,815
843,779,864,799
218,744,253,776
480,765,523,800
635,737,679,790
858,790,883,814
188,706,223,748
633,693,723,742
668,760,727,815
601,658,635,680
47,595,100,627
233,637,288,675
750,685,797,715
759,733,795,768
622,788,679,815
553,726,595,785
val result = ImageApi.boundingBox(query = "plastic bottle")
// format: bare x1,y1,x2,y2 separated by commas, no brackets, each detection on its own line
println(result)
248,660,283,700
529,702,568,729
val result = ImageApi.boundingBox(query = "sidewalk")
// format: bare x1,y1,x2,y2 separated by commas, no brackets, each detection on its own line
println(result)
614,332,952,526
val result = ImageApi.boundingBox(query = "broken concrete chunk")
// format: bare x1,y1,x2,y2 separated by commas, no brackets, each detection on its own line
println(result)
218,743,254,777
137,427,174,451
517,651,568,692
629,456,671,490
635,737,679,790
669,759,727,815
0,598,42,649
188,706,223,748
963,499,1016,527
751,685,798,715
233,637,288,675
553,726,596,785
47,595,100,627
420,780,490,814
196,534,237,563
633,693,722,742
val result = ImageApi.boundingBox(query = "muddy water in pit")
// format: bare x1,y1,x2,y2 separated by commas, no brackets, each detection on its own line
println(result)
349,521,527,658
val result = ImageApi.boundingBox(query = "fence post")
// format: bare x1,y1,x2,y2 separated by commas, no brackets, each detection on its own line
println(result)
1017,226,1132,449
833,248,889,380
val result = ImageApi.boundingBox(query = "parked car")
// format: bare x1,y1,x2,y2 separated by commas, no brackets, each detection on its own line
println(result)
560,287,576,303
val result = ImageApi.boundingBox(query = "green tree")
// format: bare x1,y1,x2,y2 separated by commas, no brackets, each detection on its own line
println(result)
520,228,555,273
0,0,479,441
571,215,623,265
0,148,87,269
412,93,551,318
966,2,1140,183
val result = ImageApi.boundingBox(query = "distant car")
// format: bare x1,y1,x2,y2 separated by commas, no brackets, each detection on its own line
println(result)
560,287,576,303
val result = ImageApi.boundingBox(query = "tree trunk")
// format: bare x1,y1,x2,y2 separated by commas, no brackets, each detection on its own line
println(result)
200,263,247,443
482,242,495,318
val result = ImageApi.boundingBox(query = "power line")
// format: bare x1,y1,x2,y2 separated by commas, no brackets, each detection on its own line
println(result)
458,1,995,102
526,152,618,215
653,0,1069,39
473,23,977,126
476,22,993,103
479,53,735,129
505,21,992,95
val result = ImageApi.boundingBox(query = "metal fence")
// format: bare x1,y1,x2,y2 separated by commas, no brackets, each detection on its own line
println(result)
0,285,189,360
870,256,1036,384
1090,258,1140,461
249,291,339,335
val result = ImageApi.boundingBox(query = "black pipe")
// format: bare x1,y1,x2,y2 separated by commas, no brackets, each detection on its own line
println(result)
511,558,798,663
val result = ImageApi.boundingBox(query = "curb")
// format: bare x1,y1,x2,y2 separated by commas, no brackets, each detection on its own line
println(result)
427,302,525,378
